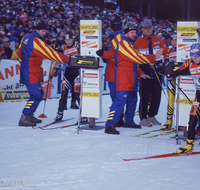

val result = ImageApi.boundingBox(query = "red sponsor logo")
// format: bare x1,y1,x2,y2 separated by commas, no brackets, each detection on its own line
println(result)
191,49,199,53
83,73,98,78
81,41,98,48
180,78,194,84
178,44,190,52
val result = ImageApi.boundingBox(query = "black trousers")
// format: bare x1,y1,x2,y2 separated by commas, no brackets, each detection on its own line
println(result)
187,90,200,140
139,77,162,120
58,67,79,112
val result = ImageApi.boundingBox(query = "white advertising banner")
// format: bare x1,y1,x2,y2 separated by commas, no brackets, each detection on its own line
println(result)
177,21,200,62
177,76,195,127
0,59,63,101
176,21,200,127
80,19,102,118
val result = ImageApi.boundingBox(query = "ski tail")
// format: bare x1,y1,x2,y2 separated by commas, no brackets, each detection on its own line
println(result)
122,152,200,161
129,128,172,137
32,118,74,129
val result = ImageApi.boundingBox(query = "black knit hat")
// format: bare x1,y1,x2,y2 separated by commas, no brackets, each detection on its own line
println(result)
123,22,137,34
65,31,74,39
35,22,48,30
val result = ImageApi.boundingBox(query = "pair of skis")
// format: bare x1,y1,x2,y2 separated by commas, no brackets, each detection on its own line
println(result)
32,118,106,130
129,128,180,138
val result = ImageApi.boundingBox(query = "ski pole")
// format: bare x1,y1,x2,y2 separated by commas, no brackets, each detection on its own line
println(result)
152,66,168,101
38,61,53,118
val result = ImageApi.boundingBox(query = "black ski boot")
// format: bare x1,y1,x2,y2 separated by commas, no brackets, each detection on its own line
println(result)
105,124,120,135
70,102,79,109
54,111,63,123
29,113,42,123
19,114,36,127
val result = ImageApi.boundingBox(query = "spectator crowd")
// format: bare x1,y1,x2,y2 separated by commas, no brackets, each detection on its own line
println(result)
0,0,177,60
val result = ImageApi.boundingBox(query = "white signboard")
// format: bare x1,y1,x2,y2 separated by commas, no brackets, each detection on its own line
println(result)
177,21,200,62
176,21,200,127
177,76,195,127
80,20,102,118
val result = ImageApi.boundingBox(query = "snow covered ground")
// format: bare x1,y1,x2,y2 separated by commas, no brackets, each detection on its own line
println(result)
1,90,200,190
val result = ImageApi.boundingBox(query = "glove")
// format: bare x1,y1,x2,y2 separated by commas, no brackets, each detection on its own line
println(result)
96,49,104,57
166,73,174,81
155,61,163,69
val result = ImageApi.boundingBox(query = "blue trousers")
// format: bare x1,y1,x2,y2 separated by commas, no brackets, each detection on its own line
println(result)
105,90,137,128
22,83,44,116
108,81,116,103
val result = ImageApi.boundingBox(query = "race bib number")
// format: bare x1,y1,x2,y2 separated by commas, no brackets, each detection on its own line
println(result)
190,101,199,116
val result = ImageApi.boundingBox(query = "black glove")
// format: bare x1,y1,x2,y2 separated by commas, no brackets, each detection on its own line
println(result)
96,49,104,57
166,73,174,81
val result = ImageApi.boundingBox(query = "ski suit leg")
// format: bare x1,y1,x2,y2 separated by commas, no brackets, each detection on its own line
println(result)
166,79,176,116
105,91,129,129
58,68,79,112
22,83,44,115
124,90,137,124
108,81,116,103
139,78,151,120
148,77,162,117
71,81,76,104
187,91,200,140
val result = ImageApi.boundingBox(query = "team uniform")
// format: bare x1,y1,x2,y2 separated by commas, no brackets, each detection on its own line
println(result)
134,35,167,126
105,35,156,132
103,30,123,102
18,29,69,126
169,58,200,153
54,43,79,122
162,46,177,129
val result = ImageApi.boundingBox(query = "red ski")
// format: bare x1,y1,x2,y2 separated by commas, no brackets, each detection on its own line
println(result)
122,152,200,161
34,121,106,130
32,118,74,129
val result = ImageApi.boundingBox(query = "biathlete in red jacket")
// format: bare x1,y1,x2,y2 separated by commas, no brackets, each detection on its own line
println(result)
18,22,69,127
167,43,200,154
104,22,163,135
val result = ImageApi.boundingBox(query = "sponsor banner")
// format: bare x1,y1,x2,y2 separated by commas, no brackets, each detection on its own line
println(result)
177,26,198,33
82,91,99,98
178,98,194,105
180,78,194,84
177,75,196,127
83,72,99,88
81,41,98,48
83,73,98,78
177,21,200,62
80,20,102,118
0,89,30,102
80,25,99,31
0,59,64,101
80,20,102,57
181,33,195,36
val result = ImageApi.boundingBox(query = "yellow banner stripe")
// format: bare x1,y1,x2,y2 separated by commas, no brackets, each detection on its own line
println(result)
28,101,34,103
108,117,113,120
109,111,115,114
25,106,30,108
178,98,194,105
26,104,32,106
